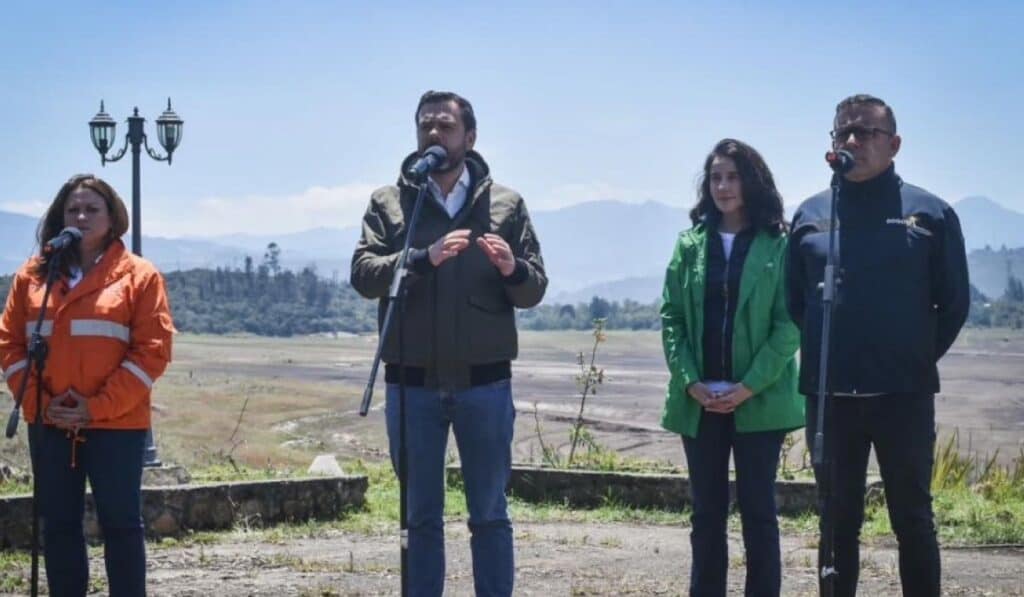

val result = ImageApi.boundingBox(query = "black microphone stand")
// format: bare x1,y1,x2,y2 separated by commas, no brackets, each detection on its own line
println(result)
6,249,66,597
813,171,843,597
359,179,432,597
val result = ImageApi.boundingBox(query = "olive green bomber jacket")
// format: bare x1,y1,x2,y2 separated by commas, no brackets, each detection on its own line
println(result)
350,150,546,390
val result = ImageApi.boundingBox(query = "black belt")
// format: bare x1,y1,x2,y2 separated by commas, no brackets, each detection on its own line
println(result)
384,361,511,388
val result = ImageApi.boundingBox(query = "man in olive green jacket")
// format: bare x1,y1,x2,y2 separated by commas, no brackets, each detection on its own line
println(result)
350,90,545,597
660,225,802,437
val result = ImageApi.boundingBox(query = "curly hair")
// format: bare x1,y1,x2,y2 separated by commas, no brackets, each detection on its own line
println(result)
34,174,129,276
689,138,786,236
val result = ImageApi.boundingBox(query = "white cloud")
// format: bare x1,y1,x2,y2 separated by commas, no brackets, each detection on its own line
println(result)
0,200,48,217
147,182,379,237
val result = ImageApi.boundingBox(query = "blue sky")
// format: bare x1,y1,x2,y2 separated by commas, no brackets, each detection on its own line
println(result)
1,1,1021,236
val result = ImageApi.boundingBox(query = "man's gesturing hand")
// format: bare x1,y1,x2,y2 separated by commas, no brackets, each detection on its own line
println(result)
476,233,516,277
429,229,472,267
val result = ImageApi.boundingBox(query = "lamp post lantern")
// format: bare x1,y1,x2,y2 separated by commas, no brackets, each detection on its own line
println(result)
89,99,182,254
88,99,183,466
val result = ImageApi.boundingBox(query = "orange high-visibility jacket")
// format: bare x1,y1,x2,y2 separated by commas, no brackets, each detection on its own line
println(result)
0,240,174,429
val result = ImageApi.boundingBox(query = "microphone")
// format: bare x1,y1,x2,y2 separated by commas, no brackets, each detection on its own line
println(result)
44,227,82,254
406,145,448,180
825,150,855,174
5,409,20,439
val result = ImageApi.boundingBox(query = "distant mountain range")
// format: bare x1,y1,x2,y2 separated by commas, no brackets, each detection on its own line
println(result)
0,195,1021,302
951,196,1024,252
538,196,1024,302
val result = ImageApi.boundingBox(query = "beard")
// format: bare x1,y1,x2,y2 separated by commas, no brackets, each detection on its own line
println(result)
418,141,468,174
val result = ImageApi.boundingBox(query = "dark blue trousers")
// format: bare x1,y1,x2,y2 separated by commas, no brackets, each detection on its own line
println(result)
806,393,940,597
29,424,147,597
682,412,786,597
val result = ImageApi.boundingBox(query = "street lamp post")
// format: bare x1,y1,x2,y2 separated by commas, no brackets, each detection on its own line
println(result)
88,99,183,467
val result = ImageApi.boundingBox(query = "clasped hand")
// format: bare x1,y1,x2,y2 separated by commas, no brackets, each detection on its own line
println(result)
428,229,516,277
687,382,753,414
46,388,92,430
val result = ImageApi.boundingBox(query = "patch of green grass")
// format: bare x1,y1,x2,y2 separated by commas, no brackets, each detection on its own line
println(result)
776,510,819,536
0,479,31,496
0,550,31,593
352,459,691,527
509,496,689,526
332,460,469,535
150,530,224,549
859,485,1024,546
0,546,108,592
189,462,302,484
153,459,693,549
853,435,1024,546
556,448,681,475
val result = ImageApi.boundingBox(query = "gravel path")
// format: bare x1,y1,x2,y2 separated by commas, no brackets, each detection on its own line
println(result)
135,521,1022,596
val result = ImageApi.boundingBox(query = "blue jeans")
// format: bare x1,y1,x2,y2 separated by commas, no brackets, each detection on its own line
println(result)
29,425,147,597
385,379,516,597
682,412,786,597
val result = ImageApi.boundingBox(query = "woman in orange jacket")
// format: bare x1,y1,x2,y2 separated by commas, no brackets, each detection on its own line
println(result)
0,174,174,596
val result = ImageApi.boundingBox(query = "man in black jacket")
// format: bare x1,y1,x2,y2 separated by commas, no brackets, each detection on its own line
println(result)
787,94,969,596
351,90,546,597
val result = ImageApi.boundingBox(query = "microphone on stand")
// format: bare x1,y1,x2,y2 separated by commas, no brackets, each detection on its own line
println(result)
406,146,448,181
825,150,855,174
43,227,83,254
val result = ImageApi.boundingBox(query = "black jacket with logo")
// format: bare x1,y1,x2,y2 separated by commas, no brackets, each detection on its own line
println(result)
785,164,969,396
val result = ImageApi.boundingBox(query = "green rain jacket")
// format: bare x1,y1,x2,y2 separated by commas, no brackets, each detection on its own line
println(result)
660,224,803,438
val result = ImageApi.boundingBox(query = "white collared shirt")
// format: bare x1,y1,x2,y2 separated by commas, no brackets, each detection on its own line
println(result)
427,165,471,219
719,231,736,260
67,252,105,289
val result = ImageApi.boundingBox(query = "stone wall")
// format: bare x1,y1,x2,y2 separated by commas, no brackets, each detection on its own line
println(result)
446,465,869,514
0,475,367,549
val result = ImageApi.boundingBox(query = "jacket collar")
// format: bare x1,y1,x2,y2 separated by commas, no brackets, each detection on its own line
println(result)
398,150,492,192
59,240,131,308
841,163,901,198
680,223,779,315
397,150,493,223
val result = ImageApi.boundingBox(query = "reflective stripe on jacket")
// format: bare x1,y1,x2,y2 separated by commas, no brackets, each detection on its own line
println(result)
0,240,174,429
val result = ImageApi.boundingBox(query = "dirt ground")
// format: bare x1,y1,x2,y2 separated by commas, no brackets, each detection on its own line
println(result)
14,521,1008,596
2,329,1022,594
135,327,1023,472
148,328,1024,595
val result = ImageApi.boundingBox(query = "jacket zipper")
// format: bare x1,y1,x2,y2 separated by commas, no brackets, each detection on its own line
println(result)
721,245,730,379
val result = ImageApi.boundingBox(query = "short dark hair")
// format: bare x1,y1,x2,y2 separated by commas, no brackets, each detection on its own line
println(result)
835,94,897,133
415,90,476,132
690,138,786,236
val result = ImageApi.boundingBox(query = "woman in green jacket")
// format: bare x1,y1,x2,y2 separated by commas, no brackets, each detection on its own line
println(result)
661,138,802,597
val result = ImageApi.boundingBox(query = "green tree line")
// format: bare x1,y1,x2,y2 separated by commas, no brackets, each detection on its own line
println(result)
0,252,1019,334
968,273,1024,329
518,296,661,330
0,254,379,337
162,262,378,336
